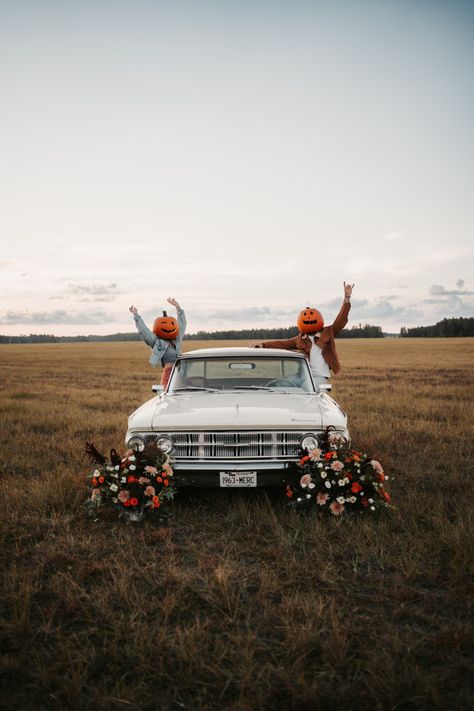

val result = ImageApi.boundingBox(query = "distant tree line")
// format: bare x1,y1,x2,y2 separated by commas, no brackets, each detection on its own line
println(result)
0,323,384,344
400,317,474,338
183,324,384,340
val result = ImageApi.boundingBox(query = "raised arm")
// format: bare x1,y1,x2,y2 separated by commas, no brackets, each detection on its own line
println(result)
129,305,157,348
167,296,186,337
331,282,354,335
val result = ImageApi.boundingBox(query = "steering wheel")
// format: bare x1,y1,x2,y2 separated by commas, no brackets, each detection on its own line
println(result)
266,379,295,388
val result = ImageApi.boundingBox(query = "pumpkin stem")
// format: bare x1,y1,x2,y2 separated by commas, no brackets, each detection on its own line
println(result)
163,310,167,317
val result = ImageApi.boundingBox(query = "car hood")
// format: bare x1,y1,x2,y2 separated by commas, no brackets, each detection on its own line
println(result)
127,391,347,431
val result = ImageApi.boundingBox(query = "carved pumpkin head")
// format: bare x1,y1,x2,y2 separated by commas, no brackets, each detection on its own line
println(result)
297,307,324,334
153,311,179,340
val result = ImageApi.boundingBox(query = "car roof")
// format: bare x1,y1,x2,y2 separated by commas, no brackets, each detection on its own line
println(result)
179,347,305,359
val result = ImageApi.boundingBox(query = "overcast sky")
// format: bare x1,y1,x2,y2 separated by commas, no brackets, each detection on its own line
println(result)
1,0,473,335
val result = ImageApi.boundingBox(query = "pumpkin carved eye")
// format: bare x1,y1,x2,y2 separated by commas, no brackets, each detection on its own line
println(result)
153,311,180,340
297,307,324,334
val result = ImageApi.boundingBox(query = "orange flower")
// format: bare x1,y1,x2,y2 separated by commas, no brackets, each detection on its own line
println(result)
152,496,161,508
98,476,105,484
129,497,139,506
157,476,163,483
92,477,99,487
351,482,363,494
164,479,169,487
380,489,391,503
127,476,137,483
300,455,310,465
286,488,293,499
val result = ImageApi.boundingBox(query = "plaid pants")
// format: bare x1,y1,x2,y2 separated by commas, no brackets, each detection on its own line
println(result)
161,363,173,388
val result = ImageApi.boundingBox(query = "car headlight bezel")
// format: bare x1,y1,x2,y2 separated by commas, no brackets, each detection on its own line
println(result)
156,434,173,453
300,433,319,451
127,434,146,452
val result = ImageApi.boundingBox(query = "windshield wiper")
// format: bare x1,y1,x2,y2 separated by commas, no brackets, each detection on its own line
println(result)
172,386,221,393
232,385,274,391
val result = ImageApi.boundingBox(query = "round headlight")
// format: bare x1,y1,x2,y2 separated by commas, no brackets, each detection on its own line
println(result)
156,435,173,453
301,434,319,451
127,435,145,451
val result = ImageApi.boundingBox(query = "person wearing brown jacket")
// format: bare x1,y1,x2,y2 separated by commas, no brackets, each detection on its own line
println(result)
254,282,354,385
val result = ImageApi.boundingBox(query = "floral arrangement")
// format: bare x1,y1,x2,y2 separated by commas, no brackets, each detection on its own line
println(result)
85,441,177,521
286,428,392,515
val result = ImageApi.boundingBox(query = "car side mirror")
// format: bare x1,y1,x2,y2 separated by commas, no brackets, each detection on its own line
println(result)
152,384,164,394
318,383,332,392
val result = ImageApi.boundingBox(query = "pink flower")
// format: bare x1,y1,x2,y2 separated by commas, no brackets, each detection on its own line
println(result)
144,486,156,497
329,500,345,516
330,460,344,472
145,465,158,474
163,462,173,477
308,448,322,461
300,474,312,488
370,460,384,474
138,476,150,484
118,490,130,503
316,492,329,506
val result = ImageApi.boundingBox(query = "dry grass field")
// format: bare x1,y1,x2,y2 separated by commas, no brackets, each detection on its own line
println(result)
1,338,473,710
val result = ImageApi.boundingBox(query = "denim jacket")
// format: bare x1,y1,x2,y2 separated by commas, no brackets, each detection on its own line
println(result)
134,308,187,367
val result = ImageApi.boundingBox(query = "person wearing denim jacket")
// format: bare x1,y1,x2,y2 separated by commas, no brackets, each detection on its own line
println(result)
129,297,186,386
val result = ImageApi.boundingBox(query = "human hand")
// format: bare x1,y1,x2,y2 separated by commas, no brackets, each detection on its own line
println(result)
343,282,354,299
167,297,180,310
129,305,138,315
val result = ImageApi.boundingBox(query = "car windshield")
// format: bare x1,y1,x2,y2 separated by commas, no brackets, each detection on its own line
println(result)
168,356,315,394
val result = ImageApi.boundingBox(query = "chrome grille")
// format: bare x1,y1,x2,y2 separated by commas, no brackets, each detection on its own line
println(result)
144,431,308,459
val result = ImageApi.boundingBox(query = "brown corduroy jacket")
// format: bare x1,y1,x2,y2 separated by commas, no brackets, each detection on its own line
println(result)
258,300,351,374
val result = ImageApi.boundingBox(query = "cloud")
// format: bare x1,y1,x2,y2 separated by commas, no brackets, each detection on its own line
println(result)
428,283,474,297
193,298,425,327
66,282,119,302
422,282,474,319
206,306,295,322
382,230,405,242
0,309,116,325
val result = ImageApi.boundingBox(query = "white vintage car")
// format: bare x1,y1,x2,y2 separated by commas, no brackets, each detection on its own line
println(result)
125,347,349,487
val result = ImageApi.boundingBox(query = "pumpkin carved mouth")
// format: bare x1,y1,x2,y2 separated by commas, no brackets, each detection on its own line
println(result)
303,319,319,325
161,328,177,333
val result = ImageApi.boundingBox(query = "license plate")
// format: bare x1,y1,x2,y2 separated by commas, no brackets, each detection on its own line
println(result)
219,471,257,487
